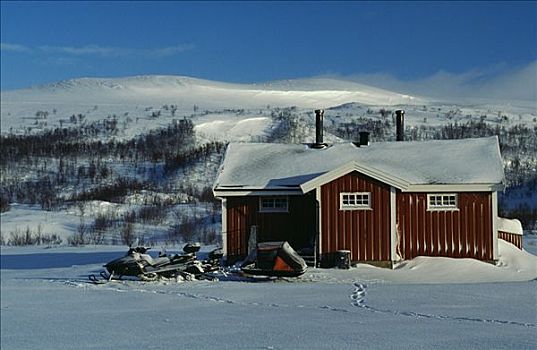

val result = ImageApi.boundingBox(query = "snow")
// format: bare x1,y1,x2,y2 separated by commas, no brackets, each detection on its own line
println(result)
0,204,82,243
1,239,536,349
5,75,534,113
194,114,271,142
498,217,524,235
1,75,535,146
214,136,504,190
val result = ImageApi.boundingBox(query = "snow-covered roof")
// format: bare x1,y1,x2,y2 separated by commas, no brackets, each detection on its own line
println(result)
497,217,523,235
213,136,504,193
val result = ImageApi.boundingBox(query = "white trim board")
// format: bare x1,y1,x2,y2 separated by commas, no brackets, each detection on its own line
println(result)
213,189,303,197
405,184,503,192
492,191,499,261
300,161,410,193
316,187,322,268
221,198,227,258
390,187,398,262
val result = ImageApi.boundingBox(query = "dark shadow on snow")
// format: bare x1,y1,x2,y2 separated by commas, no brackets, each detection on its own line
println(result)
0,251,123,269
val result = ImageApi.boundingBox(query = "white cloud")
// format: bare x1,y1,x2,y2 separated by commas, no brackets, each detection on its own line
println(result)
39,44,122,56
328,61,537,102
474,62,536,102
151,44,195,57
0,42,33,53
1,42,193,58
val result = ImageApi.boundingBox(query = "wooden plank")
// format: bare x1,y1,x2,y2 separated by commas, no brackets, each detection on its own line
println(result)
359,198,366,260
322,183,329,254
483,194,492,260
407,194,413,258
425,199,432,256
439,208,446,256
460,201,468,257
402,194,413,259
453,208,460,258
446,210,453,257
431,210,437,256
383,189,390,260
469,200,476,258
417,194,424,256
401,195,407,259
373,186,380,260
478,201,484,260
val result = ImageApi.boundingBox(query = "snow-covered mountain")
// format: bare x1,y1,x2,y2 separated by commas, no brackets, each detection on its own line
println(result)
2,74,535,139
1,74,424,108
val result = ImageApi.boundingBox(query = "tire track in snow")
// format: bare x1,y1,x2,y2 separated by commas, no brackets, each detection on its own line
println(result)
350,281,536,328
58,278,352,314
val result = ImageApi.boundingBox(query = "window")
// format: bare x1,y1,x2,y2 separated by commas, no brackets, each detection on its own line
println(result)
340,192,371,210
427,194,458,210
259,196,288,213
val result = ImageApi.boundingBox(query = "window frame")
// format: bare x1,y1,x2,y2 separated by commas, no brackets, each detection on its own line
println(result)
427,193,459,211
339,192,372,211
259,196,289,213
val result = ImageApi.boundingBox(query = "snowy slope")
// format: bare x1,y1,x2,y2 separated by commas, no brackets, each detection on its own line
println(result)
1,239,536,350
0,75,427,138
2,75,536,142
2,75,423,106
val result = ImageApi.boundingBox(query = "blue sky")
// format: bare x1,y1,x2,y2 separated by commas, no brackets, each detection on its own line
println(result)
1,1,536,91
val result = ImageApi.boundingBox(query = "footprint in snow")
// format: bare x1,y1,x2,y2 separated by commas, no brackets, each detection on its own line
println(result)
350,282,367,308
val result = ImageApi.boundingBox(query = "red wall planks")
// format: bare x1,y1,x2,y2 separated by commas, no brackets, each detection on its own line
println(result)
396,192,493,261
498,231,522,249
225,179,497,264
320,171,391,262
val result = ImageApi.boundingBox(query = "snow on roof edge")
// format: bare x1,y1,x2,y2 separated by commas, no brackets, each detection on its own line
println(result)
497,217,523,235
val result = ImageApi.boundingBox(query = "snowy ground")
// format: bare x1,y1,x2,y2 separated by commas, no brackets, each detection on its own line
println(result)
1,239,536,349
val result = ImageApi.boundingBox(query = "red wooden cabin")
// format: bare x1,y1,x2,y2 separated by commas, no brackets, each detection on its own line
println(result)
213,113,514,267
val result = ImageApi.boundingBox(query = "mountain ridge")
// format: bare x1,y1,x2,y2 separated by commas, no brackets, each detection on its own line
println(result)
1,74,424,107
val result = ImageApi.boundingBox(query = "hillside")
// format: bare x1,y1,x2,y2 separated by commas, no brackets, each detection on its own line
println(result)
1,75,536,246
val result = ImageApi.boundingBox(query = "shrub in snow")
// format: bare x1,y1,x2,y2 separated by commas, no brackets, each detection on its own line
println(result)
4,226,62,246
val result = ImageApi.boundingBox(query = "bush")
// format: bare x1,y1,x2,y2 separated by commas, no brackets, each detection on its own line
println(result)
5,226,62,246
202,228,217,245
121,222,135,245
0,193,10,213
94,212,114,232
68,220,88,246
138,205,167,224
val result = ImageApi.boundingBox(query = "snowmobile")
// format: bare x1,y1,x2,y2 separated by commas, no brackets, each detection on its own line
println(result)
89,243,223,283
240,241,308,278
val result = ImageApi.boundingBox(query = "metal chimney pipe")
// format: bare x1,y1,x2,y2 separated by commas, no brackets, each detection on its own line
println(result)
395,110,405,141
313,109,325,148
359,131,370,146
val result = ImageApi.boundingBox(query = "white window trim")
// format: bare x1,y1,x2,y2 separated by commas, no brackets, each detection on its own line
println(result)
259,196,289,213
339,192,372,211
427,193,459,211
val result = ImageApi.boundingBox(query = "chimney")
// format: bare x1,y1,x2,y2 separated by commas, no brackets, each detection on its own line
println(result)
312,109,326,148
359,131,370,146
395,110,405,141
